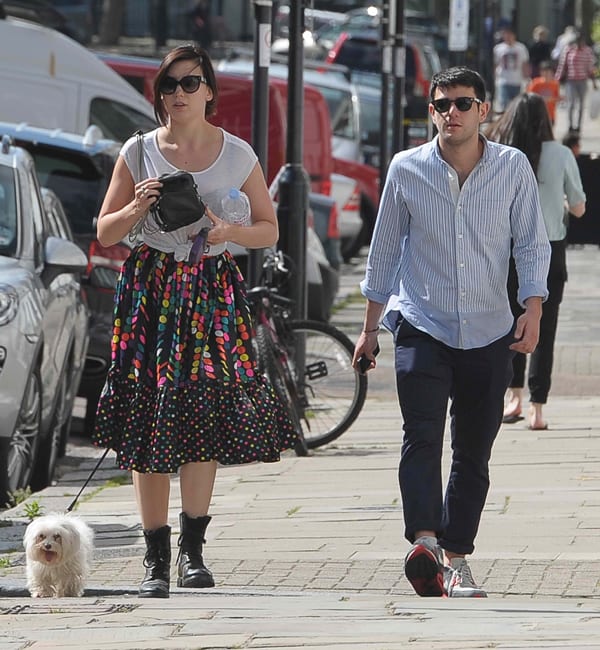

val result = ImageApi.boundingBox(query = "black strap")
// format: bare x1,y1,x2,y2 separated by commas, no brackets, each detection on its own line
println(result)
129,130,146,241
136,129,144,181
65,447,111,513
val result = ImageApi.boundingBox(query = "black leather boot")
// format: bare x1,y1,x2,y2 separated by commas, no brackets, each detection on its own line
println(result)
177,513,215,588
139,525,171,598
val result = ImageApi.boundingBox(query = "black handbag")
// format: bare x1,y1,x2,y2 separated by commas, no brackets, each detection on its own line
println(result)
130,131,205,237
150,170,206,232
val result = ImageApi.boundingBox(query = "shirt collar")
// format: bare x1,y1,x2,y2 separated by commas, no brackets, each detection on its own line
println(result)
431,133,491,166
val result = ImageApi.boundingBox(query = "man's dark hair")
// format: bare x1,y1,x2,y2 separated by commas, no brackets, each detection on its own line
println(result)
429,67,486,103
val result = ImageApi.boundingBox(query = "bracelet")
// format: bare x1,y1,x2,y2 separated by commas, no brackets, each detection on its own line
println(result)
363,326,380,333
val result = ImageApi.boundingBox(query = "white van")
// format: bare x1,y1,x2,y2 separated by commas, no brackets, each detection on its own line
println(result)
0,16,156,142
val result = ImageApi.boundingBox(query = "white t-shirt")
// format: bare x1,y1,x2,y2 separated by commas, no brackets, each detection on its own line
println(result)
121,127,257,258
494,41,529,87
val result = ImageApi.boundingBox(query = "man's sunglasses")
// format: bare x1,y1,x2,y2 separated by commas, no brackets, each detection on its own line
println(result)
431,97,483,113
159,74,207,95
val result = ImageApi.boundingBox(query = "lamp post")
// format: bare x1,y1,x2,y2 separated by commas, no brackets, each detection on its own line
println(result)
248,0,273,288
391,0,405,155
379,1,392,189
275,0,308,320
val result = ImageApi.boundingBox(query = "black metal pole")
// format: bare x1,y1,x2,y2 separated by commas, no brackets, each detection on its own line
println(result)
276,0,308,320
391,0,405,154
248,0,272,288
379,1,392,189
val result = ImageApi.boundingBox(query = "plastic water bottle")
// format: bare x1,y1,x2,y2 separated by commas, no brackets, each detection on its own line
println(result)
221,188,251,226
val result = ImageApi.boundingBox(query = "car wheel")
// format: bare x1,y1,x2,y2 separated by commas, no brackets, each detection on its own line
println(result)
31,368,71,492
0,367,42,506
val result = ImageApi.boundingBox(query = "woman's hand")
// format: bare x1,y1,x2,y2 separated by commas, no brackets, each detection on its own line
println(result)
204,207,229,245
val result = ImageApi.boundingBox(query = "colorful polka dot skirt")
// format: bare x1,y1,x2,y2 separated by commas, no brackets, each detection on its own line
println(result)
92,244,299,472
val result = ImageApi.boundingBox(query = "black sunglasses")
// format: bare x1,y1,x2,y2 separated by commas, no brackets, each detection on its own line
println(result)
159,74,207,95
431,97,483,113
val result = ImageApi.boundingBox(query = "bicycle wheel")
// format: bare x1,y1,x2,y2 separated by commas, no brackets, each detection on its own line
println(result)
254,324,309,456
284,320,367,449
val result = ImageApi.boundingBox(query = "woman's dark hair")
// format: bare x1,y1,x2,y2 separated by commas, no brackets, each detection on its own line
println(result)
429,66,486,103
153,44,218,125
485,93,554,177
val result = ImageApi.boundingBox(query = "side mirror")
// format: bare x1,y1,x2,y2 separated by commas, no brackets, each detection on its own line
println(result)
45,236,88,272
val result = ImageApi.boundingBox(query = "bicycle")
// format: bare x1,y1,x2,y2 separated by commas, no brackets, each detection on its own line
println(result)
246,251,368,453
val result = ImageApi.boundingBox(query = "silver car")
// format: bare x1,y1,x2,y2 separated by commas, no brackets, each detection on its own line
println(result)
0,135,89,506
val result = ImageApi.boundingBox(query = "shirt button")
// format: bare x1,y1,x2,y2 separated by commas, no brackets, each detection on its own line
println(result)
462,319,467,324
459,263,464,268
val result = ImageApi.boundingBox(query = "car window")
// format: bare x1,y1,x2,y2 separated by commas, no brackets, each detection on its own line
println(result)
43,192,74,241
0,166,17,256
27,146,114,235
335,38,381,73
19,166,45,264
89,98,156,143
335,38,416,81
314,86,356,139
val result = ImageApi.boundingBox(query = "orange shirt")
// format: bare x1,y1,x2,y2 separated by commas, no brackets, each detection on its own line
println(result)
527,77,561,121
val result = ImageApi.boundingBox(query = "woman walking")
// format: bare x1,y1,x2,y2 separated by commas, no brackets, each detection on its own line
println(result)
92,45,299,598
486,93,586,429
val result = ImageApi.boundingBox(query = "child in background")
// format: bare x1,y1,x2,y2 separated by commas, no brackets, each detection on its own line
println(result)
527,61,563,124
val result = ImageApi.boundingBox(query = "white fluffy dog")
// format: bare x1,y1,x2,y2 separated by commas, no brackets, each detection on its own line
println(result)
23,513,94,597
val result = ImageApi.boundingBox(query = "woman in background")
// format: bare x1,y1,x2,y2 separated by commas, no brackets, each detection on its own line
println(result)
486,93,586,429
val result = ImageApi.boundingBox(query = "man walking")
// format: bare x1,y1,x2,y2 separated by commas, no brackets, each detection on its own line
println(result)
353,67,551,598
493,24,530,112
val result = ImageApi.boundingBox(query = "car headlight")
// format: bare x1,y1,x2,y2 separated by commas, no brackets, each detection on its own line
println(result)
0,283,18,325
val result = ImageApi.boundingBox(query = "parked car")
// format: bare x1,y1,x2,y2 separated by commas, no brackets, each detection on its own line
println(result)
0,0,90,42
217,58,371,261
0,15,156,141
0,134,89,505
323,30,441,100
315,6,449,64
271,5,347,59
0,122,126,433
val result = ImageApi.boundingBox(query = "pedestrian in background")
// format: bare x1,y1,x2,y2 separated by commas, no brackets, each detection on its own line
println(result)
555,31,597,133
189,0,213,51
487,93,586,430
551,25,578,63
493,24,530,112
353,67,551,598
527,60,563,125
92,45,298,599
528,25,553,79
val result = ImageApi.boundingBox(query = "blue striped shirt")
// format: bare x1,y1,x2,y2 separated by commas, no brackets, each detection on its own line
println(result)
361,136,551,350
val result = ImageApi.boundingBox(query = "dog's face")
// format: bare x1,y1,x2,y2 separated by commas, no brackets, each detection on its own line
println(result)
23,516,81,566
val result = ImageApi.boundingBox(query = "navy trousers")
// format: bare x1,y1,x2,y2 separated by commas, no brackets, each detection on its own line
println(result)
393,314,514,555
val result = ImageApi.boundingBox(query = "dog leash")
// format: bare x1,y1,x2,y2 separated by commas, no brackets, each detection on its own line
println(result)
65,448,110,513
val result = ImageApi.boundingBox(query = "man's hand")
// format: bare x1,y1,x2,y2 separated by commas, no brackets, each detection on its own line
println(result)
509,297,543,353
